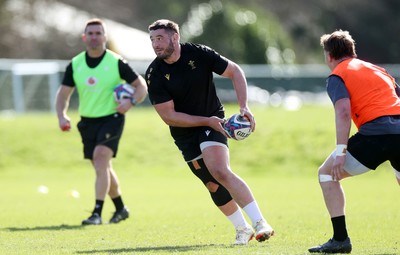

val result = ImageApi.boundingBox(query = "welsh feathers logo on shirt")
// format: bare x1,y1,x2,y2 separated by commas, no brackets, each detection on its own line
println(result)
188,60,196,70
86,76,98,86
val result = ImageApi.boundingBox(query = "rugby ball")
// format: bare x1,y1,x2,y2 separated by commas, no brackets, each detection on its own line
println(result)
113,83,134,101
223,114,252,140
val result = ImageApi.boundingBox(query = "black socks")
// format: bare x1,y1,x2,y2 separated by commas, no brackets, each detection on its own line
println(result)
331,215,348,241
112,196,125,212
92,200,104,216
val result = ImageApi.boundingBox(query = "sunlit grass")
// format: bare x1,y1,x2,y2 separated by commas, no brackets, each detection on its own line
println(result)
0,105,398,254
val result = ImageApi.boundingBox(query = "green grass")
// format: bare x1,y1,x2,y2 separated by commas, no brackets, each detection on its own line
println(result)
0,105,398,254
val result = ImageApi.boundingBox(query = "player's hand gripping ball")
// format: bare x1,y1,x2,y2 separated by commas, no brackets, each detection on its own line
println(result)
223,114,252,140
113,84,135,102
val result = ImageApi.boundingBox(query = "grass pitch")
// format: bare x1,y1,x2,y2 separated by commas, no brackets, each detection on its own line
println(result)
0,105,398,254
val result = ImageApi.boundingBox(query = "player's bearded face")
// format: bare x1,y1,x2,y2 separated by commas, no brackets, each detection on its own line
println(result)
157,38,174,60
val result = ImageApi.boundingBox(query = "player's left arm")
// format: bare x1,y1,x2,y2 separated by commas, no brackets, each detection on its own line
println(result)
129,75,148,105
220,60,255,131
117,60,148,113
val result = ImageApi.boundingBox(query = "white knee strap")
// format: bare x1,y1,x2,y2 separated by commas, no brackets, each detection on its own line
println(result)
319,174,335,182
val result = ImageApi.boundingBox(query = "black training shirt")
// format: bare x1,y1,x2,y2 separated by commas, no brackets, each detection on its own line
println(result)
146,43,228,140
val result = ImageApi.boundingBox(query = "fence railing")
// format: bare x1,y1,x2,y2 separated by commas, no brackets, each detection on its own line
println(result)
1,59,399,113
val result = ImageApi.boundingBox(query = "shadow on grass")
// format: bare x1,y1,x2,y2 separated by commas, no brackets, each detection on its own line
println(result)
4,224,83,231
76,244,230,254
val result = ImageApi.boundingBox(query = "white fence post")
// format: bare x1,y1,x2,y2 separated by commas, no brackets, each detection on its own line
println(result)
11,62,60,113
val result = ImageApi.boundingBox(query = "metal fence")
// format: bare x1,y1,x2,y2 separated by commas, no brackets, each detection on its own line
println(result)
1,59,399,113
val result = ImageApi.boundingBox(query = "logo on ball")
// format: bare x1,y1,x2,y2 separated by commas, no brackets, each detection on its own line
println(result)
223,114,252,141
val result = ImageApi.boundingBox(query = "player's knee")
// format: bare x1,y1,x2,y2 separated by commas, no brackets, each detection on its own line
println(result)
317,164,334,183
93,145,113,162
210,185,232,206
205,181,219,192
187,159,232,205
319,174,334,183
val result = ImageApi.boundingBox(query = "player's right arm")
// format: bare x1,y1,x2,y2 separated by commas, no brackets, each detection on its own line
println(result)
153,100,226,134
326,76,352,180
55,85,75,131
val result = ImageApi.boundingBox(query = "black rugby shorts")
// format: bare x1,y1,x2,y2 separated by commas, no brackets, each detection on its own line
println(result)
174,127,228,161
348,133,400,170
77,113,125,159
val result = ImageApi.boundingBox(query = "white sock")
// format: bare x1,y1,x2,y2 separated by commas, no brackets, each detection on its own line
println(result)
227,208,249,229
243,200,264,226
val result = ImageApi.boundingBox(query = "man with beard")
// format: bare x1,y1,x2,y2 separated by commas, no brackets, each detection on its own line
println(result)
144,19,274,245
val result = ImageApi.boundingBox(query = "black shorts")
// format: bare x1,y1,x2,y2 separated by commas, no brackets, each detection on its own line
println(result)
348,133,400,170
77,113,125,159
174,127,228,161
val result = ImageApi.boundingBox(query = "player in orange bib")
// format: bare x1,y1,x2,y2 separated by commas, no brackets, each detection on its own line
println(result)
309,30,400,254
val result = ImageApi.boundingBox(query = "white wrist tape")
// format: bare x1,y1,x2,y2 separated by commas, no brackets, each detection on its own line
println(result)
335,144,347,157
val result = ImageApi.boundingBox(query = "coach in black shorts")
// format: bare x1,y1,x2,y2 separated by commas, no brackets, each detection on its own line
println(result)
55,18,147,225
145,19,274,245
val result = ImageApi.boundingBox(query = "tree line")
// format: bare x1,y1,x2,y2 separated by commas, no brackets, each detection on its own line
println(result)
1,0,399,64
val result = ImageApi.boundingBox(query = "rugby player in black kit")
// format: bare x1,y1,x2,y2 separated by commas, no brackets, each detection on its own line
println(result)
145,19,274,245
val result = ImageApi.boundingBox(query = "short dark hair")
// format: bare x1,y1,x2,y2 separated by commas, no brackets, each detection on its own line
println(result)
148,19,179,34
320,30,357,59
84,18,106,34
